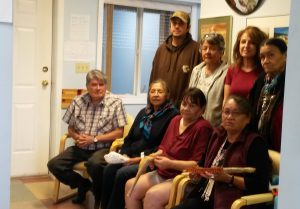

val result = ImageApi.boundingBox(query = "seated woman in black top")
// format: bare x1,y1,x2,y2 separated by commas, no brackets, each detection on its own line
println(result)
101,79,178,209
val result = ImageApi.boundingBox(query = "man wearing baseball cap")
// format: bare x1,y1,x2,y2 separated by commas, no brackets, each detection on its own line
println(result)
170,10,190,25
149,10,200,107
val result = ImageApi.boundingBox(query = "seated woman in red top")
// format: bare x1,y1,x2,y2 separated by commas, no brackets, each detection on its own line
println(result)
125,87,213,209
224,26,267,102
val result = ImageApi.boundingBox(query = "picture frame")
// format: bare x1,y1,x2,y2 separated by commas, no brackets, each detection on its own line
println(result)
225,0,263,15
246,15,289,43
198,16,233,63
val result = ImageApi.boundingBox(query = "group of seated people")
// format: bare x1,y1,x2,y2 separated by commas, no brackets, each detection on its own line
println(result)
48,26,287,209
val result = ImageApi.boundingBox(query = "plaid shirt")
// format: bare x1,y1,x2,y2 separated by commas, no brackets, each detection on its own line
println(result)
63,92,127,150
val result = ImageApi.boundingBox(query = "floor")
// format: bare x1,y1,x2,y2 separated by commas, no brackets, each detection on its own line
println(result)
10,175,95,209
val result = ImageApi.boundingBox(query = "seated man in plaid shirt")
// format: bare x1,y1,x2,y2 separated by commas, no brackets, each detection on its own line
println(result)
48,69,127,209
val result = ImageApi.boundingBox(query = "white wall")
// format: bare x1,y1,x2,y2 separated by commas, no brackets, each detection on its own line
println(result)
0,3,12,209
0,0,12,22
279,0,300,207
200,0,291,62
0,19,12,209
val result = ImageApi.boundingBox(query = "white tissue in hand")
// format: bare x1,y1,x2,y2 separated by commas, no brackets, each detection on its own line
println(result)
104,151,129,164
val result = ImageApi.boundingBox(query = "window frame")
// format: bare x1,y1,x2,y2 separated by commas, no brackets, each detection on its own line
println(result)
96,0,199,104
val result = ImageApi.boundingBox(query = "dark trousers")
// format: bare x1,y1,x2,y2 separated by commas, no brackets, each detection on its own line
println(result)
47,146,108,202
101,163,138,209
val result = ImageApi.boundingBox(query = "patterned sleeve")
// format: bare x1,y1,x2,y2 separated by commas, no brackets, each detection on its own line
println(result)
62,97,76,125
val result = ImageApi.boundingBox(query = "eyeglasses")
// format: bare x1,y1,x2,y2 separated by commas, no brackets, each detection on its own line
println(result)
222,109,244,117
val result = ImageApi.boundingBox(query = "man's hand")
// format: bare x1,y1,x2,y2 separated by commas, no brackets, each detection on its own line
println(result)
75,133,94,148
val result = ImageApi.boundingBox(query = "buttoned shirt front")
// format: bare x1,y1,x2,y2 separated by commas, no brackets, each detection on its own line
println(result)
63,92,127,150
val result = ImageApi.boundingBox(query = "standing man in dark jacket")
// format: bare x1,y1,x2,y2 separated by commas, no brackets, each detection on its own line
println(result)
149,11,201,107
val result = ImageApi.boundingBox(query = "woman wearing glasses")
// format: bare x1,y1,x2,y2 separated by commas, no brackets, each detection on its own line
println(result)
172,95,271,209
224,26,267,102
189,32,228,127
249,38,287,152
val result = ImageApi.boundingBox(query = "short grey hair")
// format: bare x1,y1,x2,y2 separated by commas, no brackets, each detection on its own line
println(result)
86,69,107,85
201,32,225,53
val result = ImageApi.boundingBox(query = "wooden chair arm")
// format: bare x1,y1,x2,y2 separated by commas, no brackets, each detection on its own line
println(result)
59,133,71,153
110,138,124,152
166,173,190,209
268,150,280,175
231,193,274,209
175,174,192,205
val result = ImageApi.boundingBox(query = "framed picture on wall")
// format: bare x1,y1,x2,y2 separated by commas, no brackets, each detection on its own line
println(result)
225,0,263,15
198,16,233,63
246,15,289,43
274,27,289,43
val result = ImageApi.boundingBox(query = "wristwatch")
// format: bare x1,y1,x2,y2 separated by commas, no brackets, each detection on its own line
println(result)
93,136,98,143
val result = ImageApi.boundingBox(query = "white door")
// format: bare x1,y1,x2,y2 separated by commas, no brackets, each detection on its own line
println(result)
11,0,52,176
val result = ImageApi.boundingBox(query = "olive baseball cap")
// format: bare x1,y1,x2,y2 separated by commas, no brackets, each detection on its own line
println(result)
170,11,190,25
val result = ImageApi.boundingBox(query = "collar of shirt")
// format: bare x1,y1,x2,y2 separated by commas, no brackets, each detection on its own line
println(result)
83,92,109,107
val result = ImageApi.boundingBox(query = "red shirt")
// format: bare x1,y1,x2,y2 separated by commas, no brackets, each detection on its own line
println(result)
225,65,261,98
158,115,212,178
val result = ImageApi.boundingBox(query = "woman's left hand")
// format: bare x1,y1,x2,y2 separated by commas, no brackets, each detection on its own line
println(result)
153,156,171,169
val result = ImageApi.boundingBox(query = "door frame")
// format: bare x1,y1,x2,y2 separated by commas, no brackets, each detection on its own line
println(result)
49,0,64,159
